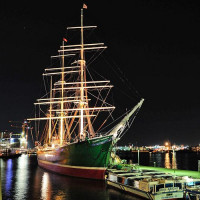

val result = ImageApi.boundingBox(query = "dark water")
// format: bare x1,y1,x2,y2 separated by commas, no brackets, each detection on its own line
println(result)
1,154,143,200
118,151,200,171
1,152,200,200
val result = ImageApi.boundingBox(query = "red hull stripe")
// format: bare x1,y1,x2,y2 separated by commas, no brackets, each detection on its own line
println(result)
38,160,106,180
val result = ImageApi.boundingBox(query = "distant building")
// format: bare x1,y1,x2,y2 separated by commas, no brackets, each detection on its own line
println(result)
0,131,24,149
0,131,11,148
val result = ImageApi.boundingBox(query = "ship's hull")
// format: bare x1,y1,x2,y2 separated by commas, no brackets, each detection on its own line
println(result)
38,160,107,179
37,135,113,180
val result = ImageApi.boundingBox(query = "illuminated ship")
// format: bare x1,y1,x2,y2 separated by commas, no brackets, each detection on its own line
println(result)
28,7,144,180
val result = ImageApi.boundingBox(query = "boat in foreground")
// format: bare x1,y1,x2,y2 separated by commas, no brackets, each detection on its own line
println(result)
185,185,200,200
28,7,144,180
106,168,200,200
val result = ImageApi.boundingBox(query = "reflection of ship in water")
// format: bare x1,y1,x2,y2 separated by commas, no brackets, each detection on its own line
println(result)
3,155,108,199
32,163,107,200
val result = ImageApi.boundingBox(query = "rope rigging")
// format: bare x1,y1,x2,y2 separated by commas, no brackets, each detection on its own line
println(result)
30,12,143,146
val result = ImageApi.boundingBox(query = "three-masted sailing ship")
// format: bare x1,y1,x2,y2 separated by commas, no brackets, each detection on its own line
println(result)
28,8,144,180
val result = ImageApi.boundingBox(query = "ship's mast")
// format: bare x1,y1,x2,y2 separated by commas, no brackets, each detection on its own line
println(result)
48,76,52,144
60,41,65,145
80,8,85,139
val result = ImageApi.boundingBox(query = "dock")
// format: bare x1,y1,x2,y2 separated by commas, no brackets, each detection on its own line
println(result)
136,165,200,179
111,163,200,178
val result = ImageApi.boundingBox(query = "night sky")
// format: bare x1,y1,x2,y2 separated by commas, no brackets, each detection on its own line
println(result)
0,1,200,146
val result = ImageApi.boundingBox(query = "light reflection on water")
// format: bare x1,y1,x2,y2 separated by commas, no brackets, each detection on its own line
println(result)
41,172,52,200
1,152,199,199
1,155,140,200
5,159,13,196
165,152,171,168
153,151,177,169
172,151,177,169
126,151,198,171
14,155,29,200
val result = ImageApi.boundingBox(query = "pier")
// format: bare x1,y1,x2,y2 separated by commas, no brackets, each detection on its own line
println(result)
136,165,200,179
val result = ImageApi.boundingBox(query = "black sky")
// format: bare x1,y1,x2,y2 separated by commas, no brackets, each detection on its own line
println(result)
0,1,200,146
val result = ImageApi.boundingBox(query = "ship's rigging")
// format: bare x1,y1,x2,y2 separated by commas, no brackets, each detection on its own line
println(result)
28,8,118,146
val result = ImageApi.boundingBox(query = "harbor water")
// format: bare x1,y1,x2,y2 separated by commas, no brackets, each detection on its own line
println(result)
1,151,200,200
118,151,200,171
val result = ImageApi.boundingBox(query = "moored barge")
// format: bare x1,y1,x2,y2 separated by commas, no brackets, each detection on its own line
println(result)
106,168,200,200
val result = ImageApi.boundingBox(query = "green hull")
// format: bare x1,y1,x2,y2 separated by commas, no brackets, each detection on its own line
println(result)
37,135,114,167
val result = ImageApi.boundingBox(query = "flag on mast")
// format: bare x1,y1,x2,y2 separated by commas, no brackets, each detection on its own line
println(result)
83,3,87,9
63,37,68,43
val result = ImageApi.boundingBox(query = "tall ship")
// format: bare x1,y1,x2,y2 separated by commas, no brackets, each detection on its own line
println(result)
28,7,144,180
